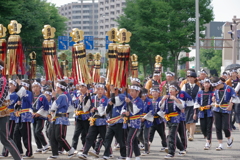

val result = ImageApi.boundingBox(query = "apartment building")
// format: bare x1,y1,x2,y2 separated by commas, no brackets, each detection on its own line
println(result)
58,0,99,50
98,0,126,53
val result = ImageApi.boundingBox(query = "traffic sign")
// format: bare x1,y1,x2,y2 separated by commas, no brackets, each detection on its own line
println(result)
58,36,69,50
84,36,94,50
106,36,112,50
69,37,75,47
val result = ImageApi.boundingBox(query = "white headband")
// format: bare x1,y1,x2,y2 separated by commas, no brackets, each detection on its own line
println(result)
130,85,141,91
0,65,3,71
32,81,41,87
44,91,52,96
222,73,228,76
9,80,17,86
79,82,87,87
230,70,238,74
199,69,207,75
165,72,175,77
204,78,211,83
210,80,222,87
63,76,69,80
169,85,179,91
131,77,141,83
56,83,67,90
142,93,148,96
150,88,160,93
21,82,30,87
153,73,160,76
96,84,105,88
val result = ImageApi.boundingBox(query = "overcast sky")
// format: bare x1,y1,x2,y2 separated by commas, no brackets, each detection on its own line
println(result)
47,0,240,22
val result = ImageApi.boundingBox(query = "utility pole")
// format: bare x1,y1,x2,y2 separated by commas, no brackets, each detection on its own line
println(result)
195,0,200,72
231,16,240,64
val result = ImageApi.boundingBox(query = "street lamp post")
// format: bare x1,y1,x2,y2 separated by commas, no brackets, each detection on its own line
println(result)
195,0,200,72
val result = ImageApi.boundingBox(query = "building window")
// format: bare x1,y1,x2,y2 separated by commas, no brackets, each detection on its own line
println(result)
105,19,109,22
116,4,120,7
94,15,98,18
94,26,98,29
73,11,81,13
111,5,115,8
83,5,91,8
111,24,115,27
73,5,81,8
110,11,115,15
69,6,71,9
94,31,98,35
105,7,109,10
94,10,98,13
100,32,104,35
83,21,90,24
111,0,115,2
68,22,71,25
73,21,81,24
83,16,90,18
83,10,90,13
100,26,104,29
105,25,109,28
72,16,81,19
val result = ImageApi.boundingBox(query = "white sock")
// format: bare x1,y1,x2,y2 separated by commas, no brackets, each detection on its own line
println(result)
69,147,75,154
43,144,49,149
219,143,223,148
135,157,141,160
126,157,131,160
227,137,232,143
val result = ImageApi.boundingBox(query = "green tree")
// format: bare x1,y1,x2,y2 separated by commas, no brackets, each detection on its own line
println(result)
200,48,222,74
117,0,214,76
0,0,67,65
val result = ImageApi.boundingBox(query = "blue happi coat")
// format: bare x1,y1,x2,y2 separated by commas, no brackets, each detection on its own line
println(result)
91,95,108,126
107,93,126,126
123,96,143,129
177,91,192,121
151,97,164,125
142,97,153,128
15,90,33,123
213,83,236,114
54,93,70,125
8,92,18,121
195,90,214,118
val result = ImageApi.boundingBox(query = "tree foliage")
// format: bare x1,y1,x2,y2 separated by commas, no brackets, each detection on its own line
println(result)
200,48,222,74
0,0,67,65
117,0,214,76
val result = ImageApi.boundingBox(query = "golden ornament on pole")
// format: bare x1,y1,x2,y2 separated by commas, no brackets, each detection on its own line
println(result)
70,28,92,85
60,53,68,77
7,20,25,76
0,24,7,76
131,54,138,78
29,51,37,79
92,53,101,83
42,24,63,81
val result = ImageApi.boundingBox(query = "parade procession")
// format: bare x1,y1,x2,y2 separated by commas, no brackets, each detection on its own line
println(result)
2,0,240,160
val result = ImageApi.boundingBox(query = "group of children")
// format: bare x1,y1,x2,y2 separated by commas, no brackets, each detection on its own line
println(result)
1,63,240,160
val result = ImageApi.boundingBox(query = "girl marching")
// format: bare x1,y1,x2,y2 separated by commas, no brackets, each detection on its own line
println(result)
194,79,214,150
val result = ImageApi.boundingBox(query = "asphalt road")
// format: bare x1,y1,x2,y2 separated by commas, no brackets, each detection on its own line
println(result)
1,120,240,160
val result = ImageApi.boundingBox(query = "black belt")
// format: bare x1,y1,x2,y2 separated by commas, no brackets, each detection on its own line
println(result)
94,115,105,119
56,113,67,117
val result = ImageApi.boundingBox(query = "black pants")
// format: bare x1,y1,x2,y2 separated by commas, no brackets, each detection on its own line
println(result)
149,123,167,147
83,125,106,155
200,116,213,141
49,122,71,156
72,119,89,150
14,122,33,157
45,120,51,146
0,117,22,160
2,120,15,157
214,111,231,140
126,127,140,158
167,122,179,156
137,124,150,152
176,121,187,151
104,123,126,157
33,118,47,149
178,121,187,150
